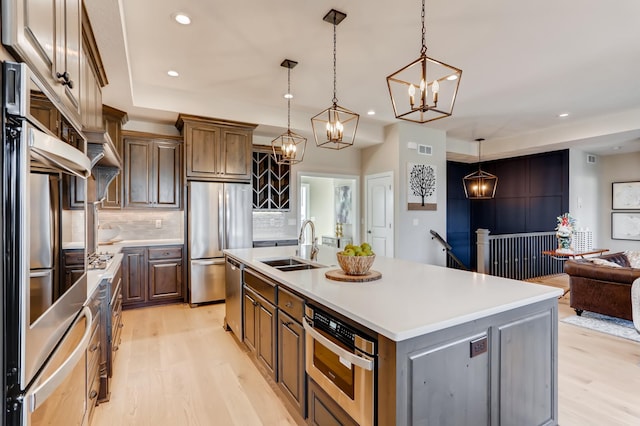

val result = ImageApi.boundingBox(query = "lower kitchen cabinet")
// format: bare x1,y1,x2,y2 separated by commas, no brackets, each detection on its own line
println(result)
63,249,85,295
278,310,305,416
86,279,105,424
308,378,359,426
243,285,277,380
122,245,184,309
100,261,123,402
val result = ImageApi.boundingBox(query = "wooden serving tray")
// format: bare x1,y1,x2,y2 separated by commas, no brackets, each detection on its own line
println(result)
325,269,382,282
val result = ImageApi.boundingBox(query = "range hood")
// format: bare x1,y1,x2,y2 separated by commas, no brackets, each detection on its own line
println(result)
84,128,121,202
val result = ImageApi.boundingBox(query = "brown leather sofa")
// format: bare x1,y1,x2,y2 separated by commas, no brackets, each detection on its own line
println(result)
564,252,640,321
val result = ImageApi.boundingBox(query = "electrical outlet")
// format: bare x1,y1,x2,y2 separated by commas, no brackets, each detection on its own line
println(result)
470,336,488,358
155,219,162,229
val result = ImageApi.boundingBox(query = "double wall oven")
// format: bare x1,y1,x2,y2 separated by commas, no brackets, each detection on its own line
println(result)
304,304,377,426
3,62,92,425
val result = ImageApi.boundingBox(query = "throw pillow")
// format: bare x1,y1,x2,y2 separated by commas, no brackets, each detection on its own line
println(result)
624,251,640,268
589,258,623,268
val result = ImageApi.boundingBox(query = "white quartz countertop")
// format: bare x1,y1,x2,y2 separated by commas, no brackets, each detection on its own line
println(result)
224,247,563,342
86,253,124,298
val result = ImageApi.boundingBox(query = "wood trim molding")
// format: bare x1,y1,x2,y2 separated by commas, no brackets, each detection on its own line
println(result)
121,130,183,142
103,104,129,125
82,3,108,87
175,113,258,132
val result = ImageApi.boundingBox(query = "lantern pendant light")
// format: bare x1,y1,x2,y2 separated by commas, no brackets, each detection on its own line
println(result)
311,9,359,150
386,0,462,123
463,139,498,199
272,59,307,165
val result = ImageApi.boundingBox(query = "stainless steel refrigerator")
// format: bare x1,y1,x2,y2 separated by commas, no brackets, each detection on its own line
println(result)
188,181,252,304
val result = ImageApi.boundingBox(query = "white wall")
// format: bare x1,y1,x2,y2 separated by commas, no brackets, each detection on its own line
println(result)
598,152,640,253
361,122,447,265
569,149,601,245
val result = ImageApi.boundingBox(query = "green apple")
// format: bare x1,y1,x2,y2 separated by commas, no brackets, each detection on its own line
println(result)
343,249,355,256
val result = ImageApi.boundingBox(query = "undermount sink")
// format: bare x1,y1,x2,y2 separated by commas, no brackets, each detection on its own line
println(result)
260,257,323,272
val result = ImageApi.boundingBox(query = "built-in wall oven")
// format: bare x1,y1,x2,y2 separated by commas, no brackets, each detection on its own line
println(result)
3,61,92,425
304,305,377,426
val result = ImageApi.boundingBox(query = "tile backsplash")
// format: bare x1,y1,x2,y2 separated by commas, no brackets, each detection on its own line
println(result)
98,210,184,240
252,211,297,240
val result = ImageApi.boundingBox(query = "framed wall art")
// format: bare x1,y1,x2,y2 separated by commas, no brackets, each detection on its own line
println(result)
612,181,640,210
407,162,437,210
611,212,640,240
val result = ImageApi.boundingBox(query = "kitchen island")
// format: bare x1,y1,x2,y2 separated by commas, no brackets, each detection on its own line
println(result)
225,246,562,426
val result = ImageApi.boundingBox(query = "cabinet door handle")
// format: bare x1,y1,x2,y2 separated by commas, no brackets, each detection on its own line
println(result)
89,344,99,352
118,323,124,328
284,321,293,326
89,390,98,400
285,302,293,308
56,71,74,88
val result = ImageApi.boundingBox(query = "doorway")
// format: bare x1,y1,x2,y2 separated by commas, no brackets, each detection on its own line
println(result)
298,172,359,245
365,172,394,257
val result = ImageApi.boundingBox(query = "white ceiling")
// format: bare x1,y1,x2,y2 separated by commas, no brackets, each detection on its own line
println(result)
84,0,640,161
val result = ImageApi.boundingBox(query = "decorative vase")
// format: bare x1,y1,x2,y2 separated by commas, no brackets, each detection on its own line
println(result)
557,235,572,253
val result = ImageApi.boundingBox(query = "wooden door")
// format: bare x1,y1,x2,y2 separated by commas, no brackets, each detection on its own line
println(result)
278,311,305,415
257,296,277,380
243,288,258,352
185,124,221,179
153,140,181,209
123,138,152,208
220,128,251,180
366,172,394,257
57,0,81,120
122,248,147,306
148,259,183,302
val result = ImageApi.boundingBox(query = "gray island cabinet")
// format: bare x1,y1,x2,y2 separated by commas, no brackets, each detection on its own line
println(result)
224,247,561,426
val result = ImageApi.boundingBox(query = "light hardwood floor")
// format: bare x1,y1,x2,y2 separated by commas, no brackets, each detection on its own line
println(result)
92,287,640,426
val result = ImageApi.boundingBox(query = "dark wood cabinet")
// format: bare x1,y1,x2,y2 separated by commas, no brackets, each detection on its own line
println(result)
62,249,85,295
123,133,182,209
85,279,104,425
278,310,305,414
175,114,256,182
243,288,259,352
100,106,128,209
122,247,147,306
308,378,359,426
122,245,184,309
148,258,183,302
257,294,277,379
99,261,122,402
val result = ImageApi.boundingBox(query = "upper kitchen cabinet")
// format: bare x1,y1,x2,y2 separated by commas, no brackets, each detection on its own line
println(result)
123,132,182,209
175,114,257,183
80,4,108,132
101,106,128,209
2,0,82,126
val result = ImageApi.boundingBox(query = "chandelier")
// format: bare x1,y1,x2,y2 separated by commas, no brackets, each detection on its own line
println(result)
463,139,498,199
271,59,306,165
386,0,462,123
311,9,359,150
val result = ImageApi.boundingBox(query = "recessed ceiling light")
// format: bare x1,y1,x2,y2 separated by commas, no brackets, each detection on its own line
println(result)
558,113,569,118
173,13,191,25
167,70,179,77
367,110,375,116
284,93,293,99
446,75,458,81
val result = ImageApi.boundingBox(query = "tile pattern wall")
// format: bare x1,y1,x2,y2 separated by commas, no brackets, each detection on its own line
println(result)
98,210,184,240
252,211,297,240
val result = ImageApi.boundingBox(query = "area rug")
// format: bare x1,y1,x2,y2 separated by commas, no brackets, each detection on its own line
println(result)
562,311,640,343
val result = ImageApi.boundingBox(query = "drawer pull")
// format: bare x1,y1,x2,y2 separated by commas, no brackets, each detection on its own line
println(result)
113,345,119,351
285,302,293,308
284,321,293,327
118,323,124,328
89,390,98,399
89,344,98,352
